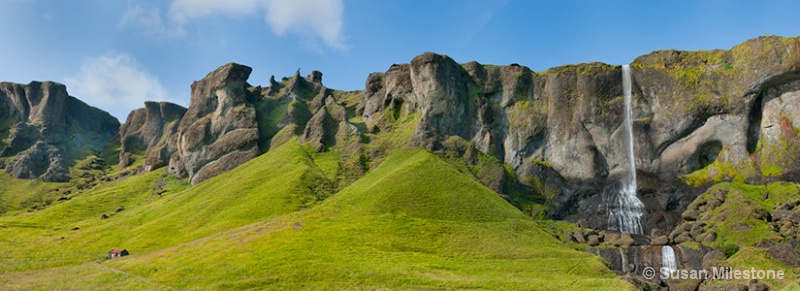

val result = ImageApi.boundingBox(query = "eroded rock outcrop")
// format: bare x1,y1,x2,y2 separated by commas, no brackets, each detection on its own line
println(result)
0,81,119,182
359,35,800,233
167,63,260,185
118,101,187,171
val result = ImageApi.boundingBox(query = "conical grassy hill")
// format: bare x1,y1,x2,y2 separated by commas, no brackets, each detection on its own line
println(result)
0,143,632,290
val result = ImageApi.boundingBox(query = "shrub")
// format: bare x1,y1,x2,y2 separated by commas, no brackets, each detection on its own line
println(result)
722,243,740,257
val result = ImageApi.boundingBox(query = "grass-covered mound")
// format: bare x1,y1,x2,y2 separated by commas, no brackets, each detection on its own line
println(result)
1,146,632,289
0,139,335,273
100,148,630,290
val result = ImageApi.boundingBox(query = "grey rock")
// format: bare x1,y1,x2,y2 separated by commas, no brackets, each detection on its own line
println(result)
587,235,601,246
703,249,727,270
701,231,717,243
651,235,669,246
119,101,186,170
768,242,800,267
357,36,800,234
168,63,260,185
0,81,118,182
673,233,692,244
614,232,635,247
682,209,699,221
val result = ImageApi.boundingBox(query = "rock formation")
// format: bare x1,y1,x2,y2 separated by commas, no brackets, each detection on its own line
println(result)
167,63,261,185
357,35,800,232
0,81,119,182
118,101,187,171
3,35,798,237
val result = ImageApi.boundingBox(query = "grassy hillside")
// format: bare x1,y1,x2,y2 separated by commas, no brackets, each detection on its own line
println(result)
103,148,630,289
0,139,335,272
1,146,631,290
0,263,172,290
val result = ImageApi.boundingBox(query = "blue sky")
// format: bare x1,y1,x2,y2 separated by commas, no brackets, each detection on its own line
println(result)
1,0,798,121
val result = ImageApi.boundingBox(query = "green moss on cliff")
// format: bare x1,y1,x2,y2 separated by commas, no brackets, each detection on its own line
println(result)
682,147,754,187
674,181,800,289
255,98,290,151
530,158,553,168
0,115,16,149
539,62,616,76
507,100,546,131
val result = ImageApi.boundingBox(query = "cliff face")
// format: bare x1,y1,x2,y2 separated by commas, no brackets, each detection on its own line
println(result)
0,81,119,182
166,63,260,185
116,62,337,185
3,35,797,234
357,35,800,231
118,101,186,171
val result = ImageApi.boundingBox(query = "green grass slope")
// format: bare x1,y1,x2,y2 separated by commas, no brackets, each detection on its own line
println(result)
0,139,334,273
0,263,172,291
102,148,631,290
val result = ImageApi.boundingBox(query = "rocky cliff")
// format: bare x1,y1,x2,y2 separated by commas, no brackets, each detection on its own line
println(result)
0,81,119,182
356,35,800,232
3,35,798,236
166,63,261,185
162,62,343,185
108,35,800,233
118,101,186,171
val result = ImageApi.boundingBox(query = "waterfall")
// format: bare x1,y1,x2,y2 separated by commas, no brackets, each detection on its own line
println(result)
608,65,645,234
661,245,678,275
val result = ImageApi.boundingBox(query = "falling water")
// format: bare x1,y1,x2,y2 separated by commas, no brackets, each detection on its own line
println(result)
619,248,628,273
608,65,645,234
661,245,678,276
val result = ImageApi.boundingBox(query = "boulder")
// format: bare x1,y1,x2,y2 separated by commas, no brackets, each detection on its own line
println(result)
681,209,699,221
614,232,635,247
689,222,706,239
768,242,800,267
702,249,727,270
587,235,601,246
673,233,692,244
572,230,586,244
748,279,770,291
701,231,717,243
651,235,669,246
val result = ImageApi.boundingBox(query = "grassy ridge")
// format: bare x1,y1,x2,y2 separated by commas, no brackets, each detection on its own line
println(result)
104,149,630,289
0,139,333,272
0,144,631,289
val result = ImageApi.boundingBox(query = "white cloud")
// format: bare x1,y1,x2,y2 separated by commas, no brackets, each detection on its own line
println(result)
265,0,346,50
66,53,171,121
120,2,185,39
120,0,347,50
168,0,264,23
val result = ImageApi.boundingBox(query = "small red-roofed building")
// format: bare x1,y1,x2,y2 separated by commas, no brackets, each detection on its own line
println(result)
108,249,129,259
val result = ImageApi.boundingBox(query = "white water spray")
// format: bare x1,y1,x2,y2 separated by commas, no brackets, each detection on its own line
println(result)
661,245,678,275
619,248,628,273
608,65,645,234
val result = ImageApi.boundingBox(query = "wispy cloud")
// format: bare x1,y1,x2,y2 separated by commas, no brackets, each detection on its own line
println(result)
120,2,185,39
65,53,172,121
121,0,347,50
168,0,264,23
264,0,346,50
